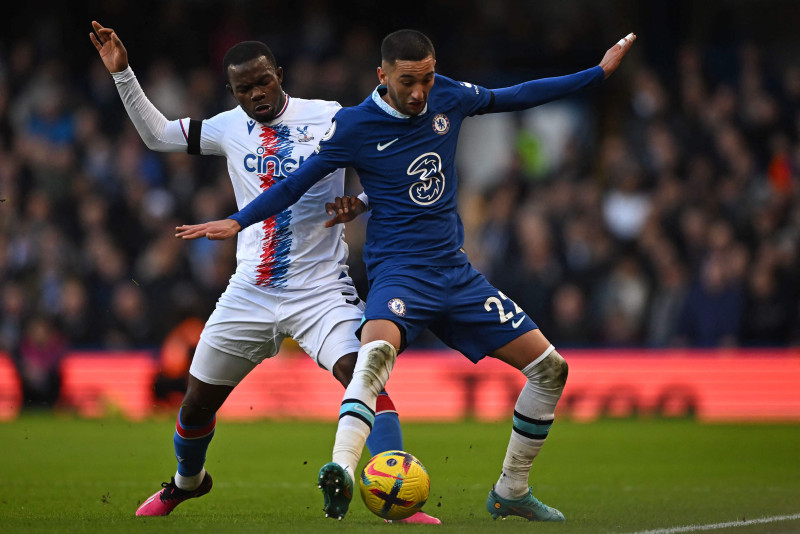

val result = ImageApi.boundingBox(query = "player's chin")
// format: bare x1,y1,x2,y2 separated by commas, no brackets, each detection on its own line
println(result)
252,107,274,123
405,102,424,115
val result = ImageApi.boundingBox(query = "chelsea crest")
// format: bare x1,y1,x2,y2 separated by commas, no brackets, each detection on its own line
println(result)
432,114,449,135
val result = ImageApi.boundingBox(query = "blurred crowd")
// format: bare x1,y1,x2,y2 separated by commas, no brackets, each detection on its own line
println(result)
0,0,798,402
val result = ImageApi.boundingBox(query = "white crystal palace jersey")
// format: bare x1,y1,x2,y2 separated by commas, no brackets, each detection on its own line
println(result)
199,97,349,289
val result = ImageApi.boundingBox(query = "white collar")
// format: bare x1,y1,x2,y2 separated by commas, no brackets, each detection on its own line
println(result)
371,86,427,119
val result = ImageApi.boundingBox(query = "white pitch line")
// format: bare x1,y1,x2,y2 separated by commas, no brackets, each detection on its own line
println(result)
627,513,800,534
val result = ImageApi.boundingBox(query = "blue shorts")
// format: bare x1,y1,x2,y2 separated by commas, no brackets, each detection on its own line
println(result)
360,263,538,363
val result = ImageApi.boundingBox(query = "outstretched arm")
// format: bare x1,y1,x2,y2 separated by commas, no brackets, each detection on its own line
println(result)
487,32,636,113
89,20,190,152
176,155,337,240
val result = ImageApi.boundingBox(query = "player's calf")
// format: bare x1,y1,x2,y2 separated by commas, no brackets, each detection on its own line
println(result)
495,347,568,499
333,341,397,474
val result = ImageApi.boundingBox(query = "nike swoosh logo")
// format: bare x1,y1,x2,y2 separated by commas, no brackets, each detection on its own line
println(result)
508,506,533,518
511,315,525,329
377,138,399,151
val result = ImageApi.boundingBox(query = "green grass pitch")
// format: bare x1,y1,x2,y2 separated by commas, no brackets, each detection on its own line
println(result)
1,415,798,533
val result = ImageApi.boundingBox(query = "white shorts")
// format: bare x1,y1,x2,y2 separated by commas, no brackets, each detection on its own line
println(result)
191,274,364,386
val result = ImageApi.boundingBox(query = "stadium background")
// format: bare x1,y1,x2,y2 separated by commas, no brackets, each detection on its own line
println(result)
0,0,799,420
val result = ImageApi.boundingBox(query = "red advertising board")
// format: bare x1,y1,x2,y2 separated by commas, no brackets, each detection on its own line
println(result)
1,349,798,422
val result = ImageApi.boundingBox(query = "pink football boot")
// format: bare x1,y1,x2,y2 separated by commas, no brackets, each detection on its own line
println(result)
135,472,213,516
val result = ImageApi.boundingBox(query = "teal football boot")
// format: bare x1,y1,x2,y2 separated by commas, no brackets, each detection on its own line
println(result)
318,462,353,520
486,486,565,521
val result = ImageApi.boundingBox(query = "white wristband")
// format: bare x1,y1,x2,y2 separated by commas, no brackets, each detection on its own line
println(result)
357,191,370,210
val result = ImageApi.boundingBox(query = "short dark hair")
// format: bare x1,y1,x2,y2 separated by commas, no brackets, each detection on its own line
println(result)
223,41,277,78
381,29,435,64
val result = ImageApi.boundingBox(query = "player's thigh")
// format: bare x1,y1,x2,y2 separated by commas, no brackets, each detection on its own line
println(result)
362,268,445,352
200,277,285,364
189,338,258,387
489,328,554,370
280,280,365,373
431,264,540,363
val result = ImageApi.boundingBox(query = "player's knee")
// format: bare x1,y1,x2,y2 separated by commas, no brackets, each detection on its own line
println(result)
548,350,569,388
524,348,569,389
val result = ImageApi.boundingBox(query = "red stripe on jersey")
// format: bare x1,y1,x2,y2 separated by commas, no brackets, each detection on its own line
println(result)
176,415,216,440
255,126,281,286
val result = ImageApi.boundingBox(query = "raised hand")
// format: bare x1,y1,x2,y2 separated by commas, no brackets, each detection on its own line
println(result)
175,219,242,240
324,195,367,228
599,32,637,79
89,20,129,73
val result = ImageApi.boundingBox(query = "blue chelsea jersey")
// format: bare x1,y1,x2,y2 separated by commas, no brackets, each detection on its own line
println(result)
316,74,493,279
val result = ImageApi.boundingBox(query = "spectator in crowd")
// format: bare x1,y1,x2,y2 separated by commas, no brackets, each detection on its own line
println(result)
0,1,798,352
16,315,67,409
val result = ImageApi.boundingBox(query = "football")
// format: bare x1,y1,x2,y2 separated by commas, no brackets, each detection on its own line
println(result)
358,450,430,520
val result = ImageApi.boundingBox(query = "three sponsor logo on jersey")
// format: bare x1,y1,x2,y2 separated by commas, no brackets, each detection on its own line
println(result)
310,111,455,206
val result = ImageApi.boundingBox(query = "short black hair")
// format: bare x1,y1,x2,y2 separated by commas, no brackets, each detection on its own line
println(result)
223,41,277,78
381,29,435,64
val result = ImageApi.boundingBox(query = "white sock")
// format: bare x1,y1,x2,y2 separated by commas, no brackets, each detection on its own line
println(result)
496,430,543,499
495,346,567,500
332,340,396,480
174,467,205,491
333,417,371,480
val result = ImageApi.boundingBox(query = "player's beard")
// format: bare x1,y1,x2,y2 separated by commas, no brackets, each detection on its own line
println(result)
386,83,424,117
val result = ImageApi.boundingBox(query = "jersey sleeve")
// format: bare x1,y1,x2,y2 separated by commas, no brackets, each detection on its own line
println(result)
228,154,338,230
440,75,494,117
195,112,227,156
486,66,605,113
311,109,359,168
227,112,356,230
111,66,190,152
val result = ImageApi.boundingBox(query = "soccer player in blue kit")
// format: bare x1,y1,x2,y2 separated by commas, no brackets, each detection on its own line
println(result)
177,29,637,521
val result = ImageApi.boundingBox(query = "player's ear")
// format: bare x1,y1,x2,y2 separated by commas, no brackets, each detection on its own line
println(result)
275,66,283,84
225,83,233,96
377,65,387,86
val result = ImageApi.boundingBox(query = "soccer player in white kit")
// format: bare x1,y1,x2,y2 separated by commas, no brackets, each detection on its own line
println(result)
89,21,439,524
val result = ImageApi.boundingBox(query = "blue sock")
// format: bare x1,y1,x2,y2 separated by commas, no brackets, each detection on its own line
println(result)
173,407,216,476
365,391,403,455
